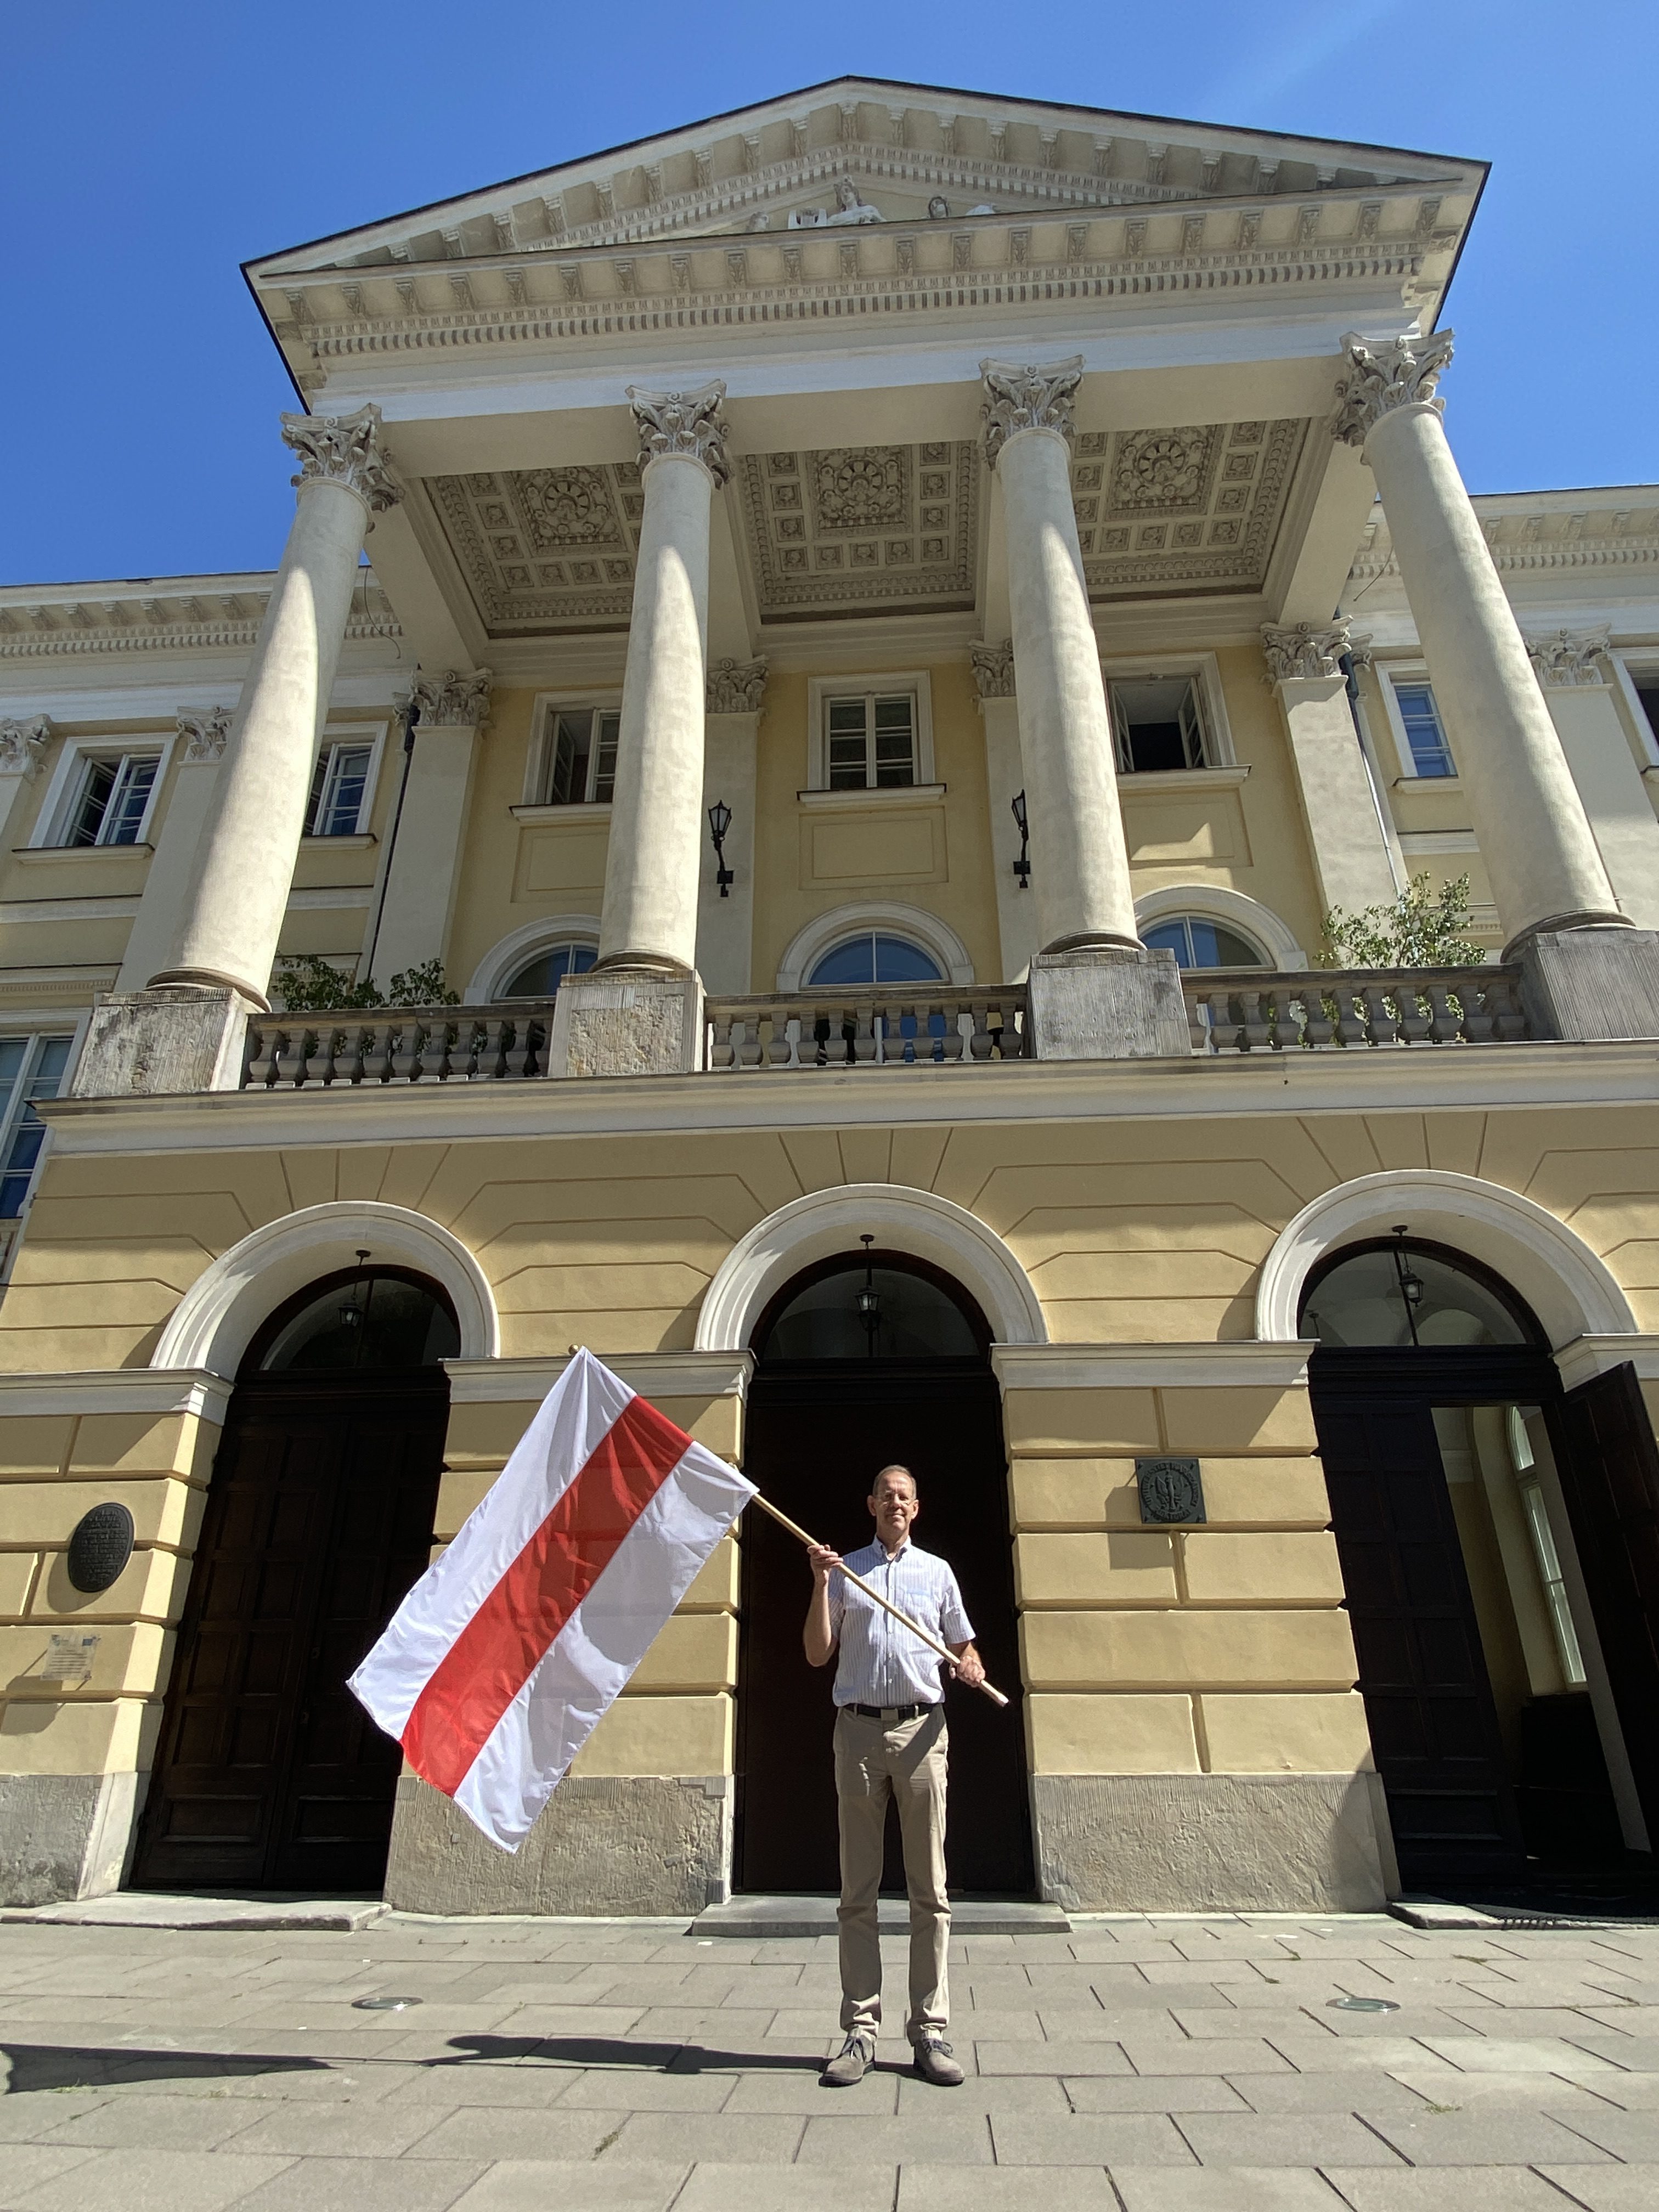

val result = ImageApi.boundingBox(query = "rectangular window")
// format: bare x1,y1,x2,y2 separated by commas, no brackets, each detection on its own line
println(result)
543,708,621,805
305,742,374,837
1392,680,1457,778
1634,683,1659,748
1109,678,1209,774
824,693,917,790
62,752,160,847
0,1035,73,1220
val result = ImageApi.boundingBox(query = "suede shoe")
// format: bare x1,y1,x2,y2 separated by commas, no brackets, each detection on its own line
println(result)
912,2032,964,2087
821,2031,874,2087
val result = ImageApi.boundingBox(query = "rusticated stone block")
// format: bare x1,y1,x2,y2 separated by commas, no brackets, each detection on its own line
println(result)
1030,1770,1387,1912
71,987,257,1098
383,1771,732,1915
1515,926,1659,1041
548,970,704,1077
1026,945,1191,1061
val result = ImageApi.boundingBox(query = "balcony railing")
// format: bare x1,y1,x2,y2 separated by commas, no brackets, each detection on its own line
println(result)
1186,966,1529,1053
243,1003,559,1088
237,967,1531,1091
707,989,1029,1071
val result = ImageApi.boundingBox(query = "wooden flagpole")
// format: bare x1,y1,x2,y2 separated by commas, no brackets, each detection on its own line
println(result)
746,1491,1011,1708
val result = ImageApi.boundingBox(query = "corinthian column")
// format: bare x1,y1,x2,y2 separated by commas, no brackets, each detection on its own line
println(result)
150,405,401,1004
1334,334,1622,954
981,361,1188,1059
370,669,493,989
596,382,729,974
980,357,1139,953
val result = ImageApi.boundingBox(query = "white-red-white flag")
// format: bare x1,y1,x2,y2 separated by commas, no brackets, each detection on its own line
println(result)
349,1346,754,1852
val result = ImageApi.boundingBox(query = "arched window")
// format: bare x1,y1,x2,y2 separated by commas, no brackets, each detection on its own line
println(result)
753,1253,988,1361
250,1267,461,1375
1143,915,1267,970
503,940,597,997
1299,1238,1543,1350
806,933,944,987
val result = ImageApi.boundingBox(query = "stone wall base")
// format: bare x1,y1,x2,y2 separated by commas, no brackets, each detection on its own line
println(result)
1515,927,1659,1042
1031,1772,1390,1912
1026,946,1191,1060
71,986,257,1098
549,970,705,1077
383,1773,732,1917
0,1772,143,1905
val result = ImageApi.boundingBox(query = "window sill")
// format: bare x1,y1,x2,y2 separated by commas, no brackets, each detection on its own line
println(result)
511,803,614,823
299,832,376,849
14,843,154,862
796,783,946,809
1117,766,1249,793
1391,775,1463,792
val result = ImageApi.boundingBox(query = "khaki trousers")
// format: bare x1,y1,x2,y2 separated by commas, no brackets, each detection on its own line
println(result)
833,1705,950,2040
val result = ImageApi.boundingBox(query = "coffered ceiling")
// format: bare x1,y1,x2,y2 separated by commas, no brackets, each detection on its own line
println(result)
420,422,1311,639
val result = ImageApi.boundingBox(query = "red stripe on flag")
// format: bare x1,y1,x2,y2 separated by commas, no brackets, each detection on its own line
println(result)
402,1391,692,1796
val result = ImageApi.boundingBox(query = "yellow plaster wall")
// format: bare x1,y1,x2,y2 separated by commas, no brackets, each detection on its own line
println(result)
1121,644,1328,956
0,1407,217,1781
1007,1381,1367,1780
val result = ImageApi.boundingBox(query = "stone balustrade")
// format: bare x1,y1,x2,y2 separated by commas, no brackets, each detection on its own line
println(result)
1184,967,1530,1053
707,988,1030,1071
235,968,1534,1090
242,1003,560,1087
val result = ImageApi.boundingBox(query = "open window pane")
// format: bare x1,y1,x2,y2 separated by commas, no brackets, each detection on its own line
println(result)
66,753,160,847
1109,679,1207,774
306,743,372,836
1394,682,1456,777
592,712,620,804
0,1035,71,1218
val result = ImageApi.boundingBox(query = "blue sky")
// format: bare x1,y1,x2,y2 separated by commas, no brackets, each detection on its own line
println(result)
7,0,1656,585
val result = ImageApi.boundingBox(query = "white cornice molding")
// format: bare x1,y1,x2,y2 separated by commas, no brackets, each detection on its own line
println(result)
0,577,401,662
444,1350,755,1403
1553,1334,1659,1390
0,1368,233,1423
35,1038,1659,1155
992,1341,1316,1390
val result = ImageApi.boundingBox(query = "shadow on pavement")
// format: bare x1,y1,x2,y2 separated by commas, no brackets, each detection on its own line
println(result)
442,2033,817,2075
2,2044,329,2094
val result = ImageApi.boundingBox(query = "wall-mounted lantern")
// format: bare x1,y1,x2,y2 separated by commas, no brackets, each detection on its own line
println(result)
708,800,734,898
1011,790,1030,889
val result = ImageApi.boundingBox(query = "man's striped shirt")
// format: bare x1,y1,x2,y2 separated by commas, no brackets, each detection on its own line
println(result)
828,1539,973,1708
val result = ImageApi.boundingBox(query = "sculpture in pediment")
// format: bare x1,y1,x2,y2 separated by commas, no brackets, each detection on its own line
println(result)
789,178,884,230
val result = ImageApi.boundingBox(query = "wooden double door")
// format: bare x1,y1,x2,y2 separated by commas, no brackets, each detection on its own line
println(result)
736,1361,1032,1897
133,1370,445,1893
1313,1352,1659,1893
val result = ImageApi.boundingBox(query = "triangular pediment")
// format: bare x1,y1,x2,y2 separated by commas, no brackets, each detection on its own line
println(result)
249,76,1481,276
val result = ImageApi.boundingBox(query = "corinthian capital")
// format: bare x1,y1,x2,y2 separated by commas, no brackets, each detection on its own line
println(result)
281,403,402,514
177,707,232,762
1260,621,1355,684
706,656,768,714
411,668,494,726
627,382,731,486
1333,330,1453,448
970,639,1016,699
980,356,1084,464
1526,627,1611,688
0,715,53,776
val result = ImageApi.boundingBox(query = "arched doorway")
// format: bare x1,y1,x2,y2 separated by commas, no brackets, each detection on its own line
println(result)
735,1249,1033,1896
1304,1234,1651,1895
132,1265,456,1893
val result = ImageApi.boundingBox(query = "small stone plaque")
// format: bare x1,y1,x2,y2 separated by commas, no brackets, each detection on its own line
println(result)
1136,1456,1205,1525
67,1502,135,1593
40,1632,99,1684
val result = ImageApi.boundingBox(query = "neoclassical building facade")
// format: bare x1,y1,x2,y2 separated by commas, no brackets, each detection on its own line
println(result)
2,79,1657,1914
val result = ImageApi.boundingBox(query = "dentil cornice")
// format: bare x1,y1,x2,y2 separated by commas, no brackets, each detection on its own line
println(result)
980,356,1083,463
706,656,768,713
409,668,494,726
282,404,403,515
0,579,402,661
1526,626,1612,687
970,640,1015,698
1332,329,1453,448
177,707,232,761
0,715,53,774
1260,620,1354,683
628,382,731,487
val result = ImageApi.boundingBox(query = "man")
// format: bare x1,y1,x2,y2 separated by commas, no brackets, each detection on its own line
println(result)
803,1463,985,2089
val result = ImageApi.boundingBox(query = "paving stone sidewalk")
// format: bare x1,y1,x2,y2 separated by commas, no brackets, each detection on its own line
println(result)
2,1906,1657,2210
